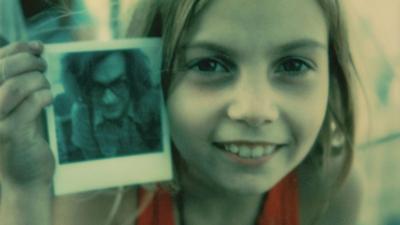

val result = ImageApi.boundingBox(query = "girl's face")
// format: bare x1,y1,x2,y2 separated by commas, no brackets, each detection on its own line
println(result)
167,0,329,194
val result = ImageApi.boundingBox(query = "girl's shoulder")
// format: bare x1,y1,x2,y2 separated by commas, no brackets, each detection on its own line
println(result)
318,164,363,225
298,154,363,225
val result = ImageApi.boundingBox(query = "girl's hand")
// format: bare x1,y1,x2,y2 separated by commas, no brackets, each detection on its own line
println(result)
0,41,55,190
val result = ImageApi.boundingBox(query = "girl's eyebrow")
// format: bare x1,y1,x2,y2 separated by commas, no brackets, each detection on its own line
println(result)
181,38,327,56
271,39,328,54
180,42,237,56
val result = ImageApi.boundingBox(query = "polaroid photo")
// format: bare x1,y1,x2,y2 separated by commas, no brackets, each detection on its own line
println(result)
44,38,172,195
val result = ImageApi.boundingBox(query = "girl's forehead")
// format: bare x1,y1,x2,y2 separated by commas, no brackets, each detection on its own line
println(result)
185,0,328,47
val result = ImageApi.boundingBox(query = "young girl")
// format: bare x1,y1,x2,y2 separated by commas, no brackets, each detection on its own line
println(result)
0,0,362,224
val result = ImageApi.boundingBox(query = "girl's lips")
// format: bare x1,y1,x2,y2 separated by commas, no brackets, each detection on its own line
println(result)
213,142,281,166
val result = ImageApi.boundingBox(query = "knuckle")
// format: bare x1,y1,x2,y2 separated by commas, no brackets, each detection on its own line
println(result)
25,54,46,70
30,71,43,79
3,81,22,98
44,76,51,87
10,42,30,53
42,77,51,89
30,90,47,105
20,52,34,61
37,58,47,71
31,72,49,88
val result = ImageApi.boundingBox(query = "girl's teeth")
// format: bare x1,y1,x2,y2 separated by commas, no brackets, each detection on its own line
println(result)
252,146,264,158
229,145,239,153
222,144,276,159
238,147,251,157
264,145,275,155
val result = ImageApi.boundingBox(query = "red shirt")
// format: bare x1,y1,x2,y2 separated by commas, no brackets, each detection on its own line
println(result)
137,172,299,225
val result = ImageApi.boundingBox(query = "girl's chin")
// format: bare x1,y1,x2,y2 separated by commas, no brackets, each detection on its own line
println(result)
226,186,269,196
214,177,278,196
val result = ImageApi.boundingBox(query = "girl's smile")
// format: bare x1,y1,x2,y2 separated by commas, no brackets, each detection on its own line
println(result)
214,142,282,166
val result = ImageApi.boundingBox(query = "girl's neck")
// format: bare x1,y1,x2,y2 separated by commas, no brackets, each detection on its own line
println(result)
177,167,266,225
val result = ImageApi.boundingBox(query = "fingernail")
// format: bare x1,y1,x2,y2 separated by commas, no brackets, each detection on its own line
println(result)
29,41,43,50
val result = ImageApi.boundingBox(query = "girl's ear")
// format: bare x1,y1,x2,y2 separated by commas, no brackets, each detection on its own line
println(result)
330,121,345,148
326,79,347,156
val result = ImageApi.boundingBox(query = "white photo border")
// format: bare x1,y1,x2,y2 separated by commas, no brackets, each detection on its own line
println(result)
44,38,172,195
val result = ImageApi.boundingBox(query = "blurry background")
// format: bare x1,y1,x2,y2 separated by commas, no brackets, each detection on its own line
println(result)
0,0,157,43
0,0,399,224
344,0,400,225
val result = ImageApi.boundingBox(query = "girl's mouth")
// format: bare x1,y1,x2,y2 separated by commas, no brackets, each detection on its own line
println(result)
213,142,279,159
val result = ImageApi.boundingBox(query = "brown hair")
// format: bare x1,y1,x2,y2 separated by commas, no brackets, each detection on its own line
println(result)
314,0,356,186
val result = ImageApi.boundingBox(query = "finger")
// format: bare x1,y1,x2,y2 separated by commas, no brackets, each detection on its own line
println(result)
9,89,53,125
0,53,47,82
0,72,50,119
0,41,43,59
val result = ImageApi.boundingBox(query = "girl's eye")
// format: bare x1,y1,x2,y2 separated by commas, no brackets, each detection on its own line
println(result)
275,58,313,76
188,58,230,73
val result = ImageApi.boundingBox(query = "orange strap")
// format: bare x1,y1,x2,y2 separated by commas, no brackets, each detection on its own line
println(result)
136,188,175,225
137,171,299,225
258,171,299,225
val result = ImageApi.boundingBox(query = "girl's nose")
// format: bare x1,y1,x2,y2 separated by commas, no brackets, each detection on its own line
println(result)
226,83,279,127
101,88,118,105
